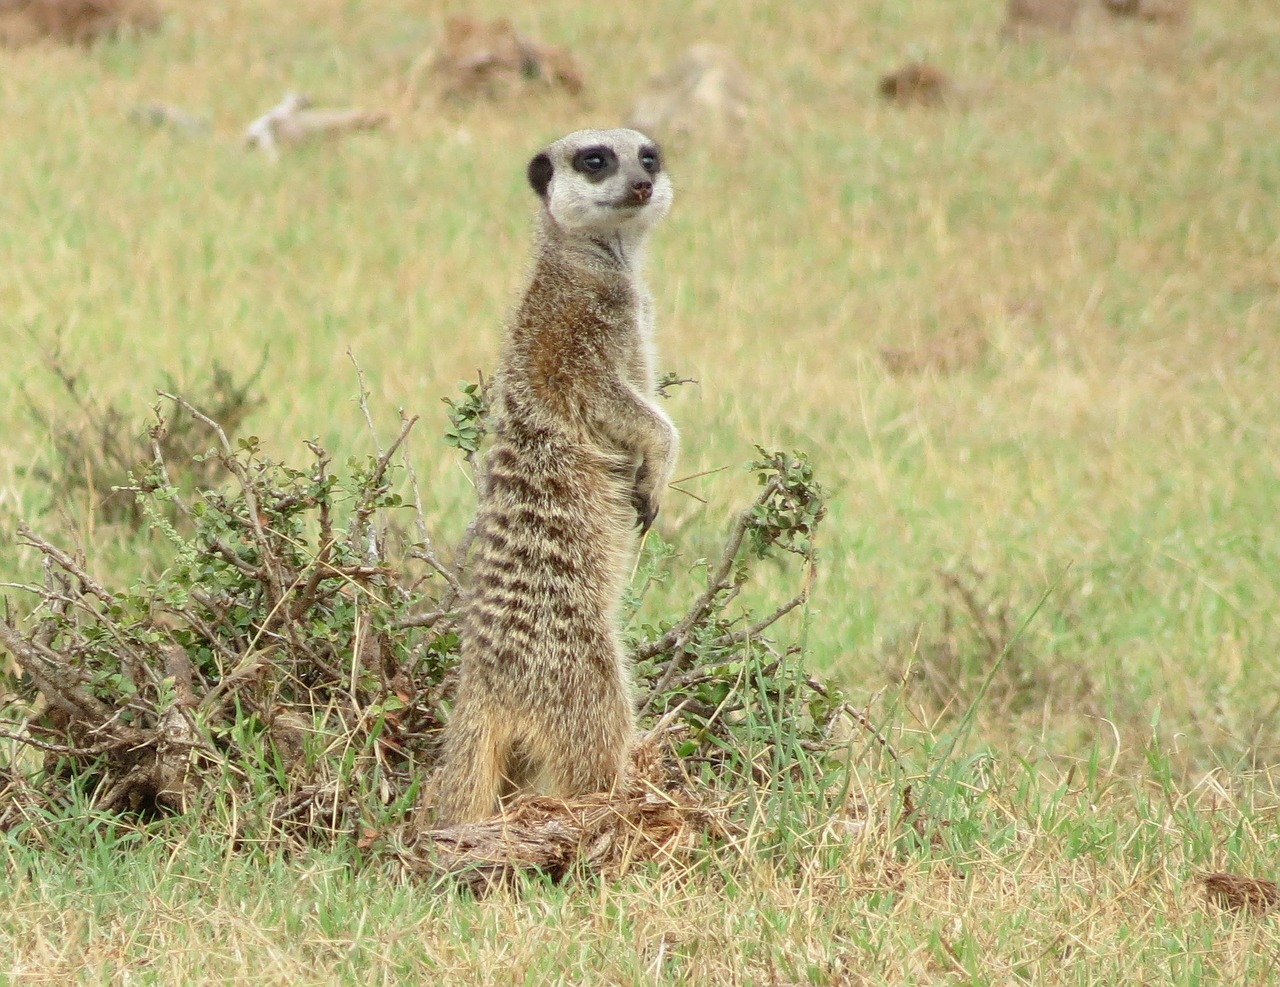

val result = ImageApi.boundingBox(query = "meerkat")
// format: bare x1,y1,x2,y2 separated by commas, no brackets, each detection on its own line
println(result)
429,128,678,827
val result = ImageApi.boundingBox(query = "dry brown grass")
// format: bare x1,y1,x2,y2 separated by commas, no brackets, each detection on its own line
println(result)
1199,872,1280,916
1103,0,1191,24
408,15,584,103
626,43,753,145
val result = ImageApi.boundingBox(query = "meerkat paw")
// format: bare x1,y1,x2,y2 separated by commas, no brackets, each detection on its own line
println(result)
631,464,663,533
633,487,659,534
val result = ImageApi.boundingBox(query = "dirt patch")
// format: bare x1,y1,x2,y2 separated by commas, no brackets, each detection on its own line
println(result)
878,63,952,108
626,44,752,143
1101,0,1190,24
409,15,584,102
1002,0,1081,39
0,0,161,47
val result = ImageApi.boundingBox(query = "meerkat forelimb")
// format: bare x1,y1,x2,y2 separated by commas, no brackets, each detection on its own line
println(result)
429,128,678,827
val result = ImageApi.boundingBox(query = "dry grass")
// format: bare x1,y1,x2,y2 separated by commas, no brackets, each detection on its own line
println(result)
2,0,1280,981
2,771,1278,983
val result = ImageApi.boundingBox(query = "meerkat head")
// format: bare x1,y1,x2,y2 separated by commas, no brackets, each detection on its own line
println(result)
526,128,672,241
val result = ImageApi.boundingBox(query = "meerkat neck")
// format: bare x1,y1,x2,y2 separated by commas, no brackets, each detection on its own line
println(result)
539,216,648,277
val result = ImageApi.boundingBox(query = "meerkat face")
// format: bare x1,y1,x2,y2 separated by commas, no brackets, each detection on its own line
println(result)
527,128,672,237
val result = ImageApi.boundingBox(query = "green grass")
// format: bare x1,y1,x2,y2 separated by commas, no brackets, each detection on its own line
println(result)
3,0,1280,982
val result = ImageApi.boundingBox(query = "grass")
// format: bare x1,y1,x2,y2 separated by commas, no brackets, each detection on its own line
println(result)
2,0,1280,982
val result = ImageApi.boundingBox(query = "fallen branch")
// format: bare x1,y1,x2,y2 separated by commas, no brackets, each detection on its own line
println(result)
404,735,739,893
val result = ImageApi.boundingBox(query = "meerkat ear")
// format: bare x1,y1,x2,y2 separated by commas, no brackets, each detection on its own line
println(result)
527,152,553,200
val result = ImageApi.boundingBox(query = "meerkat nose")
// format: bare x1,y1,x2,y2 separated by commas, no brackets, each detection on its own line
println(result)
631,180,653,203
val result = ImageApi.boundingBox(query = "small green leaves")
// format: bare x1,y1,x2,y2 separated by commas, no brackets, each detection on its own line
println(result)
442,377,490,456
746,448,826,559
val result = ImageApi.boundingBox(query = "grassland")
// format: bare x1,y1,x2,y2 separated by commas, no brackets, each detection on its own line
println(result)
2,0,1280,983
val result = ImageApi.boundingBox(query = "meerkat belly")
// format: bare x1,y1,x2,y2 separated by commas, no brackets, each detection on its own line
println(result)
462,437,633,700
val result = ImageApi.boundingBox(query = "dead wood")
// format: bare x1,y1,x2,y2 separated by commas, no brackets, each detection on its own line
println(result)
243,94,388,160
404,735,740,893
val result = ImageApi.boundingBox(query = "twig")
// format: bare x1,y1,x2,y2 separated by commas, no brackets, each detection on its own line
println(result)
159,391,287,608
346,353,420,572
636,479,784,715
348,351,385,460
707,582,810,651
17,524,119,610
0,728,122,757
637,477,783,665
389,608,452,631
289,443,335,621
399,420,462,601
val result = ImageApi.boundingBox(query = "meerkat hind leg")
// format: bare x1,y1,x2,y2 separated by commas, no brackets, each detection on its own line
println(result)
432,707,512,826
532,688,634,799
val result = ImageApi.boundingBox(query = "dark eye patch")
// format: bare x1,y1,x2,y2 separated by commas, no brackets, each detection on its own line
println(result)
638,144,662,175
571,145,618,181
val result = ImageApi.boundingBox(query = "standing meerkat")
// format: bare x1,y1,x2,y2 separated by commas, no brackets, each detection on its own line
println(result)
430,128,678,826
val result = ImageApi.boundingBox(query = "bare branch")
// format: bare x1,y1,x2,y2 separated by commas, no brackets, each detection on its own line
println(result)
17,523,120,611
637,476,783,666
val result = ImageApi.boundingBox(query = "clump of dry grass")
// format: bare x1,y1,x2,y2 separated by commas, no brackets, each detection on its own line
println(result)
1002,0,1081,39
626,44,753,145
1198,873,1280,916
878,325,988,375
883,565,1101,726
1102,0,1190,24
19,343,264,527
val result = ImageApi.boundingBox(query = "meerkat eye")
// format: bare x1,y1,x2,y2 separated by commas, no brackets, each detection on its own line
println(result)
639,147,661,174
572,146,617,178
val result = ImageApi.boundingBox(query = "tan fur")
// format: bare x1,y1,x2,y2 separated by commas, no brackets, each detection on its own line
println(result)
429,129,677,826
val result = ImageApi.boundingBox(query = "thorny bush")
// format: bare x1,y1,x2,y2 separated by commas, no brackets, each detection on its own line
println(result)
0,374,844,851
